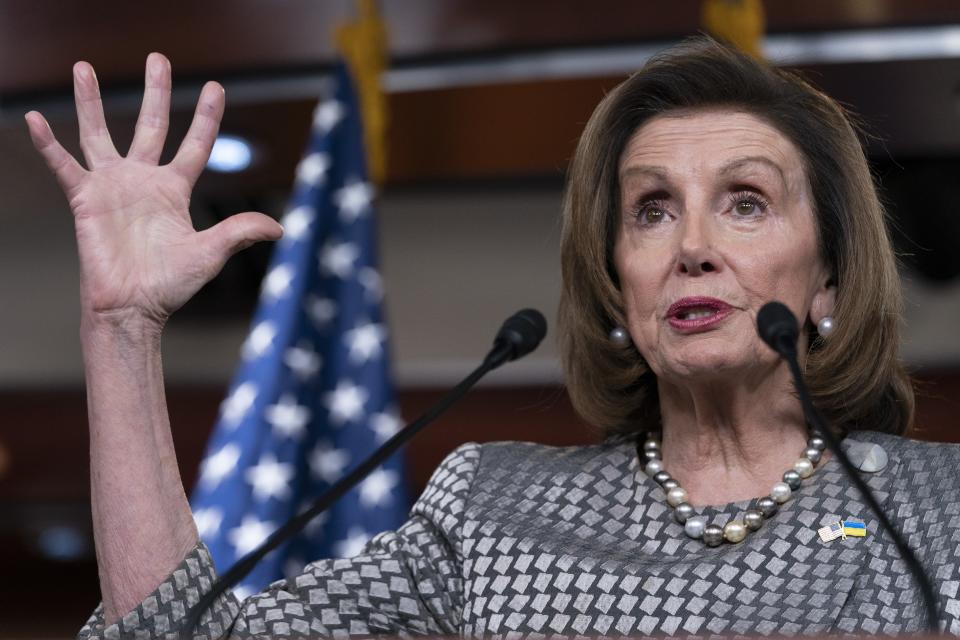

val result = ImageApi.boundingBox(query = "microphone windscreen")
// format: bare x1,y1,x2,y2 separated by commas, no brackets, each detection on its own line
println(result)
494,309,547,362
757,301,799,355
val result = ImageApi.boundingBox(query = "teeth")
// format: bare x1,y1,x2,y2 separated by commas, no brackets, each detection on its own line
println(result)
681,309,716,320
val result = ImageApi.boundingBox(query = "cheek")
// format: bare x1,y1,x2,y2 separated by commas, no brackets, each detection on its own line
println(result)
614,240,671,331
733,237,822,314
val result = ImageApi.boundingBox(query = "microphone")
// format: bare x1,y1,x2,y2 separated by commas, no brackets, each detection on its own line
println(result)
756,300,799,359
486,308,548,367
186,309,547,632
757,301,940,632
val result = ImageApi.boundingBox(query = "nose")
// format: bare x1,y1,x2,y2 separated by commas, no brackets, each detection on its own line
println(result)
676,213,719,276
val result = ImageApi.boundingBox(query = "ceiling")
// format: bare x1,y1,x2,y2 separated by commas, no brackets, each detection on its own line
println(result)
5,1,960,188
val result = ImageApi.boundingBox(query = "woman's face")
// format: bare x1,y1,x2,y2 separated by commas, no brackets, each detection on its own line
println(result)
614,110,835,385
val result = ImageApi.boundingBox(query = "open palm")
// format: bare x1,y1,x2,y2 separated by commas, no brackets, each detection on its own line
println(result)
25,53,282,325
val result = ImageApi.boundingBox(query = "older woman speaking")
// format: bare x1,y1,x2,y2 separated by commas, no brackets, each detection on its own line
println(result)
27,38,960,638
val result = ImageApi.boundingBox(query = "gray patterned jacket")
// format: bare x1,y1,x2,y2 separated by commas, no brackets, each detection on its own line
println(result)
78,432,960,638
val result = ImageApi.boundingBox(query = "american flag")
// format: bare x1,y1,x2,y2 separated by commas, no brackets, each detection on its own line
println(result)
190,61,408,599
817,520,845,543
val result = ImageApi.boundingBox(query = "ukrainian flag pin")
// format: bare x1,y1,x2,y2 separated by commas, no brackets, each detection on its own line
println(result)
842,520,867,538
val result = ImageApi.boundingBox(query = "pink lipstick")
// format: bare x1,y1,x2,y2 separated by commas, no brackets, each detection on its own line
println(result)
666,297,734,333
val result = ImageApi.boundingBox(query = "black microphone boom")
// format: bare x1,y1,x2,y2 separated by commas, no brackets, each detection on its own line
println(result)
756,301,940,632
186,309,547,633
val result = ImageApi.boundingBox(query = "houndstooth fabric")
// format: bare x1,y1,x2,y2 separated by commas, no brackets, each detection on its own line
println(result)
79,432,960,638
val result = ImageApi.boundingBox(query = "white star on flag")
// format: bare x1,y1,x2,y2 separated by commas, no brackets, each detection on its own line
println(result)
231,584,256,602
333,526,371,558
242,321,277,361
199,443,242,490
358,267,384,303
296,152,331,186
283,343,322,380
193,507,223,539
313,99,345,133
305,295,338,329
245,453,295,501
344,322,386,364
228,515,277,557
261,263,295,302
219,381,259,427
309,442,351,484
264,394,311,440
281,205,315,242
359,468,399,508
333,180,374,223
324,380,369,425
370,410,402,443
319,241,359,279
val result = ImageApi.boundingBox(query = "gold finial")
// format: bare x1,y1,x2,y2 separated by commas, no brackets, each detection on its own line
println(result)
336,0,389,186
702,0,766,59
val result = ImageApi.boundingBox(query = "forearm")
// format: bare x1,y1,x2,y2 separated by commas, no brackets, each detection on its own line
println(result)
82,311,198,623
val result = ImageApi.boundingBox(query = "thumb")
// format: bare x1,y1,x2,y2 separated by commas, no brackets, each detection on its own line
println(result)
198,211,283,273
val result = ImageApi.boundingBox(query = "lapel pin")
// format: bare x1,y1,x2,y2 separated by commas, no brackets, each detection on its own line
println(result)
818,519,867,543
842,520,866,537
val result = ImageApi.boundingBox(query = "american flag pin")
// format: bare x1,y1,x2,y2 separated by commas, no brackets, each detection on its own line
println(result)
817,520,846,543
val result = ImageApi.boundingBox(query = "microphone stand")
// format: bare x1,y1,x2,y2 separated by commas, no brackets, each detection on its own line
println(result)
186,310,544,633
760,302,940,634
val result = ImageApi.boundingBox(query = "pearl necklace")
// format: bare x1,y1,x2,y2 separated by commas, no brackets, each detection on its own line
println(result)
638,432,827,546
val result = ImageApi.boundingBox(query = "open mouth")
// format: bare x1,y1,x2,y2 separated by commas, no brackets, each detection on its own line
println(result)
667,297,733,330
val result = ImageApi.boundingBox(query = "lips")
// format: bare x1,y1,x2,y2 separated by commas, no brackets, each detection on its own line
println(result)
666,297,734,332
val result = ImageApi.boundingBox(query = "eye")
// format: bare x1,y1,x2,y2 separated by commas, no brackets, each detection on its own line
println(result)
728,191,769,217
632,198,673,226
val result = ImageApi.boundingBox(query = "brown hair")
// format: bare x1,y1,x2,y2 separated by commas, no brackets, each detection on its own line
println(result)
558,37,913,437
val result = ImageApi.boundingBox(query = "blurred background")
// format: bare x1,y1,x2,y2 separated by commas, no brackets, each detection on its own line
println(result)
2,0,960,636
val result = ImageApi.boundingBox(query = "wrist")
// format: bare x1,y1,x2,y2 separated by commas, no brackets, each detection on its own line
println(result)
80,308,165,345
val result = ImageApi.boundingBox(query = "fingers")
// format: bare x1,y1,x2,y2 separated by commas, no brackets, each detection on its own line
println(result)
197,212,284,276
24,111,86,195
170,81,225,185
128,53,172,163
73,61,121,167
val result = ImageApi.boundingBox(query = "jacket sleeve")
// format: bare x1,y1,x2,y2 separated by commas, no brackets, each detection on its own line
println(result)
77,443,482,639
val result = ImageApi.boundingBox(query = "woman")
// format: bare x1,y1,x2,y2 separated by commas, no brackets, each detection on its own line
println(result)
26,38,960,638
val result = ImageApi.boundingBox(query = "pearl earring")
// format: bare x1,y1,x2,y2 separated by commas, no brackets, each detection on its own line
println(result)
817,316,835,337
609,326,631,345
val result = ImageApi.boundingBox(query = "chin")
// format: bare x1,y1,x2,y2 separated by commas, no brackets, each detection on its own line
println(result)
661,343,753,380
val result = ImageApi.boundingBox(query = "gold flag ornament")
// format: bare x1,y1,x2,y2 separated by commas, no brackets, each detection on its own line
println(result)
702,0,766,59
335,0,389,186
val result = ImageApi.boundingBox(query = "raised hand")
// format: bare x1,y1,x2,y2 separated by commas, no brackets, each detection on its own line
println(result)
25,53,282,327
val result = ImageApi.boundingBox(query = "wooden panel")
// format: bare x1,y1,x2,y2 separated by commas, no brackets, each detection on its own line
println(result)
6,0,960,93
0,386,593,508
387,76,617,182
1,374,955,507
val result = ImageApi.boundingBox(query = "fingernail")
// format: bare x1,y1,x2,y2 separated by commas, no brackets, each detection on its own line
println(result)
74,63,92,82
147,52,167,73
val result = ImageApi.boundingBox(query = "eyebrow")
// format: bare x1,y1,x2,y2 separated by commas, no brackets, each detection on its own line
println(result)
620,165,669,182
719,156,787,185
620,156,788,186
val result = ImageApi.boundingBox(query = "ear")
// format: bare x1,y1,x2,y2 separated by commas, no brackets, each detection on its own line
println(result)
809,272,837,325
